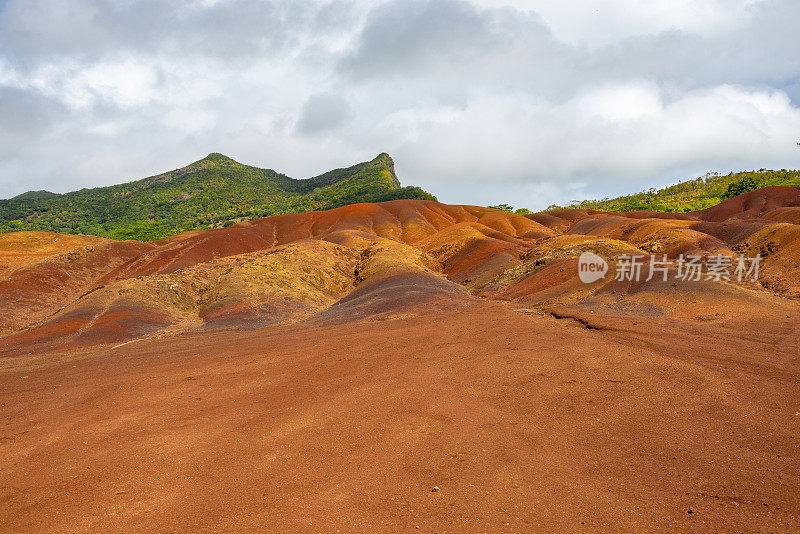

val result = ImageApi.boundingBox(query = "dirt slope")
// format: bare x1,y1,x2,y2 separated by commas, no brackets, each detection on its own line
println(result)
1,188,799,532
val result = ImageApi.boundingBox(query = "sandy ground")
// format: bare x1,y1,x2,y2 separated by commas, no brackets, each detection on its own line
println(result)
2,300,798,532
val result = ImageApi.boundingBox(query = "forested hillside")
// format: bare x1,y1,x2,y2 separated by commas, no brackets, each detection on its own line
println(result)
0,153,435,240
550,168,800,212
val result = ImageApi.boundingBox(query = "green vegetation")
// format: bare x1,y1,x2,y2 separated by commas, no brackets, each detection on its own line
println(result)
545,168,800,213
103,221,176,241
488,203,514,212
487,204,531,215
722,175,763,199
0,152,436,241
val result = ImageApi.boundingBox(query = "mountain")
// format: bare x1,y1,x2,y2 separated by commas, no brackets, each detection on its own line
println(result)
11,190,62,201
549,168,800,213
0,152,436,240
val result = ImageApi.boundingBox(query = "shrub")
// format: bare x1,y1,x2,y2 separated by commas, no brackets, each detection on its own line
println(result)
723,176,763,199
489,203,514,212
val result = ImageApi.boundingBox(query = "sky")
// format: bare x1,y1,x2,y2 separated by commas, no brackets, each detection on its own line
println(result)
0,0,799,209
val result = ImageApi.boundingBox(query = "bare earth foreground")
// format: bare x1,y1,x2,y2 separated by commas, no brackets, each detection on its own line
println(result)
1,189,799,532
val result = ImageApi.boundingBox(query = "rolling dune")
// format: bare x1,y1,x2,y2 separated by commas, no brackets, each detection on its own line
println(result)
1,188,799,532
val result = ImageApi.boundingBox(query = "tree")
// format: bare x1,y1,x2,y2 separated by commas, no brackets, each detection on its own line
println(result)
489,203,514,212
723,176,762,199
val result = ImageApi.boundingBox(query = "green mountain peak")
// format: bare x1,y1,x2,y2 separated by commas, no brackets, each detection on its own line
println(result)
0,153,436,241
199,152,240,166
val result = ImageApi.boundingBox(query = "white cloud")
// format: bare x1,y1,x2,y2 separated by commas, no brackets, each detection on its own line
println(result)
489,0,767,47
380,83,800,208
296,92,354,134
0,0,799,211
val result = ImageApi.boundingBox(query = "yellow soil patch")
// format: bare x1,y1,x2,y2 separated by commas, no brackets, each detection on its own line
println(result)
0,231,107,279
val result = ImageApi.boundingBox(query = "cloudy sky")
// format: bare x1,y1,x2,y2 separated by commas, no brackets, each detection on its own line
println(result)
1,0,799,209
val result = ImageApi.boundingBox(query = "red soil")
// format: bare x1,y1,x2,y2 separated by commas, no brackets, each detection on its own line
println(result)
1,189,799,531
1,302,797,532
694,186,800,222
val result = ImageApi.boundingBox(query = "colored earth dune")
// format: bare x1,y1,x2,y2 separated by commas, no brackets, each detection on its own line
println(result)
1,186,799,531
